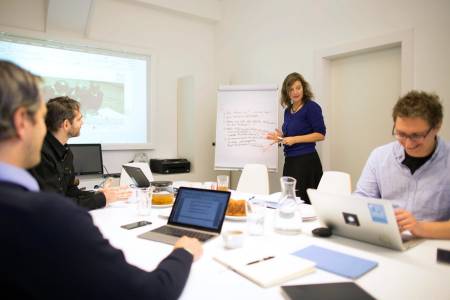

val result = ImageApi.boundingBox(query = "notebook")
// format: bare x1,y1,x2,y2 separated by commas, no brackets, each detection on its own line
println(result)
214,249,315,288
292,245,377,279
139,187,230,245
307,189,422,251
281,282,375,300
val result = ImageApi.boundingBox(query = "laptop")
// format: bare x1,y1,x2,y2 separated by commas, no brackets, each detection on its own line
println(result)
122,165,150,188
139,187,231,245
307,189,422,251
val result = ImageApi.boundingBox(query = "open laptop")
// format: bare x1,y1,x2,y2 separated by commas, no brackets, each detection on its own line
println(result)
307,189,422,251
122,165,150,188
139,187,231,245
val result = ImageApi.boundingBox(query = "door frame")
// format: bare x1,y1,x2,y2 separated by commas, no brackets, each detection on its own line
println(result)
314,29,414,170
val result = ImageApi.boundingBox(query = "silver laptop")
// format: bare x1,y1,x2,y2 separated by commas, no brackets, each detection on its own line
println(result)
307,189,422,251
139,187,231,245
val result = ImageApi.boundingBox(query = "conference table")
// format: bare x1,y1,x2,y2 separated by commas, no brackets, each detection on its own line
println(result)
89,192,450,300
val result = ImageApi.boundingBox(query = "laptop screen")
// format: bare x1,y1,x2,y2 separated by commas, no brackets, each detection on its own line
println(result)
122,165,150,188
169,187,230,232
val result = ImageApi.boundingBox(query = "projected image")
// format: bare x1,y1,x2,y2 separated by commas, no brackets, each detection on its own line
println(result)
42,77,128,143
0,34,149,146
43,77,125,116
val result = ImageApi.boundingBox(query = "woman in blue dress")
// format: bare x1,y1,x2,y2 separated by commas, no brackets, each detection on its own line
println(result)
267,72,326,204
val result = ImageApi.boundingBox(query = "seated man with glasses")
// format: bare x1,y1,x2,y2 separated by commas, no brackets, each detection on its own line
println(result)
355,90,450,239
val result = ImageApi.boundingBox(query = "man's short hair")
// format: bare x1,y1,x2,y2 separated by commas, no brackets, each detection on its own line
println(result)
393,90,443,128
0,60,42,141
45,96,81,133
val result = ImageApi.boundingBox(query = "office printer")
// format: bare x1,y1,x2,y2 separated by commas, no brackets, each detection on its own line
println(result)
150,159,190,174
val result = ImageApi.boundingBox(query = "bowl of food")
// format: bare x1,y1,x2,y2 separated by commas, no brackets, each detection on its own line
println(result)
225,199,247,221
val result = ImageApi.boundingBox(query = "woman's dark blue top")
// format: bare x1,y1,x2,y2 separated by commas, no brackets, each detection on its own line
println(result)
282,99,326,157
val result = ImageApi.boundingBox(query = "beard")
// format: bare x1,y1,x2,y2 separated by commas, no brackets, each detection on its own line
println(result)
68,127,81,138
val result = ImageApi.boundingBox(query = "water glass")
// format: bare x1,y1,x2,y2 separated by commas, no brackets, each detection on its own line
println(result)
247,198,266,235
136,187,152,216
217,175,229,191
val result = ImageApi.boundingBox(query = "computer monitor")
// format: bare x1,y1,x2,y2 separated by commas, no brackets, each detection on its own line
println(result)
68,144,103,176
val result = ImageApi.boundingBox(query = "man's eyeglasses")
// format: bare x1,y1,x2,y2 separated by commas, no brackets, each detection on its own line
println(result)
392,126,433,143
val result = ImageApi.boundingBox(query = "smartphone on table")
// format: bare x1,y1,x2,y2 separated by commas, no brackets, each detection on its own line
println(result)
120,220,152,230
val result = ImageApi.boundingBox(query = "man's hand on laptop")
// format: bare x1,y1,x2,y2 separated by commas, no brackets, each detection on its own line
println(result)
174,236,203,261
395,208,418,233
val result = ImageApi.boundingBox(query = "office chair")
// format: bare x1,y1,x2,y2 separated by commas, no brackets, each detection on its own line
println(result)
236,163,270,195
317,171,351,195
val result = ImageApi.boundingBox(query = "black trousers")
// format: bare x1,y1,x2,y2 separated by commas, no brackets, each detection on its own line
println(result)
283,151,323,204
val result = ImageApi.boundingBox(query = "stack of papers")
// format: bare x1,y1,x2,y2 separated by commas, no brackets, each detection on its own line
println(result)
253,192,317,221
214,249,315,288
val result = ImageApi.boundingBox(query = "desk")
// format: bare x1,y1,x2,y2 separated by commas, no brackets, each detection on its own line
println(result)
90,199,450,300
78,173,196,190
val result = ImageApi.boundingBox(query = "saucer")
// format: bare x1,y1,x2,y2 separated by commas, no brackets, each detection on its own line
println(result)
225,215,247,221
152,203,173,208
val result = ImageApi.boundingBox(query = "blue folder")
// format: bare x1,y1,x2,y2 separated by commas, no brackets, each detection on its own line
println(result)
292,245,378,279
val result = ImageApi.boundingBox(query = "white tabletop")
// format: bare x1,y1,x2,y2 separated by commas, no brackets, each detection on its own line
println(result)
90,198,450,300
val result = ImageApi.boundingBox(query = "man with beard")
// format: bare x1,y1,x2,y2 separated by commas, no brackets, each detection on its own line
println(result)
29,96,129,209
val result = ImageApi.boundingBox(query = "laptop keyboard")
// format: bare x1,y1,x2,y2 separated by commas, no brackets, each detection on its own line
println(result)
153,226,214,242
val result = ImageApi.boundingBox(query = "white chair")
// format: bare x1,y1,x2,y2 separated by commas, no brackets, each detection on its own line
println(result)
119,162,154,187
317,171,351,195
236,164,270,195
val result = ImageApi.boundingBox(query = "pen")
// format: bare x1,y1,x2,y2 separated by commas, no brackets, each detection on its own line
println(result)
246,256,275,265
269,136,284,146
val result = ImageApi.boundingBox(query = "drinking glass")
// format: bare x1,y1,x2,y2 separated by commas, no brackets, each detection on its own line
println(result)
136,187,152,216
217,175,229,191
247,198,266,236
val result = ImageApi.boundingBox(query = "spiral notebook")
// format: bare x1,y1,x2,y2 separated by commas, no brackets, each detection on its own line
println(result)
214,249,315,288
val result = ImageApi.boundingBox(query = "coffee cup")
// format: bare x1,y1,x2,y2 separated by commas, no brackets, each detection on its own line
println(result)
222,230,245,249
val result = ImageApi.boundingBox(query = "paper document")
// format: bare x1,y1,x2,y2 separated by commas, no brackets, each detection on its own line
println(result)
214,249,315,288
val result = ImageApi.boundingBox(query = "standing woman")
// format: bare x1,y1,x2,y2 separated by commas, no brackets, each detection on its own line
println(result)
267,72,326,204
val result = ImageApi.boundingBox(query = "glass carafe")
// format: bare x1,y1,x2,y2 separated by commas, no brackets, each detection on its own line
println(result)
150,181,174,206
274,176,303,234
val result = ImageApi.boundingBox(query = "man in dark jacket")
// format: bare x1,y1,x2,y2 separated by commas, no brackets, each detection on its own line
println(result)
0,60,202,300
29,96,130,209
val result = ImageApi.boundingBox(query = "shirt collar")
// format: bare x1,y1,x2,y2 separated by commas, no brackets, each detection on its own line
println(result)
46,131,69,160
0,162,40,191
393,136,443,163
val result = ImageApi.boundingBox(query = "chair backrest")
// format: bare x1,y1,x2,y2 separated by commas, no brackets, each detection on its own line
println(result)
120,162,153,187
236,164,269,195
317,171,351,195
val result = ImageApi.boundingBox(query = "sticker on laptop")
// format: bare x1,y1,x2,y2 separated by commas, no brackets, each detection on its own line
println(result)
368,203,388,224
343,212,360,226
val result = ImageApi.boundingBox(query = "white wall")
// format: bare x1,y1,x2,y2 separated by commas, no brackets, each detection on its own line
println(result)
88,0,218,181
330,46,401,189
216,0,450,192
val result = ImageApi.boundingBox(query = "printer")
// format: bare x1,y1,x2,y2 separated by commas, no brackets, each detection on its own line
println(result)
150,158,191,174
